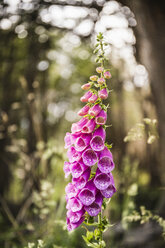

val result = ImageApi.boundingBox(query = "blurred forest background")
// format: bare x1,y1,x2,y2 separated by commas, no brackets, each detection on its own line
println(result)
0,0,165,247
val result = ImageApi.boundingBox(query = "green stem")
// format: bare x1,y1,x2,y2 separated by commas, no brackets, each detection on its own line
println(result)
98,211,103,247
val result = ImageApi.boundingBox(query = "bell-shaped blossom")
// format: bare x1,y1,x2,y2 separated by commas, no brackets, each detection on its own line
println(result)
97,77,105,85
96,67,103,73
67,209,85,224
71,118,88,133
95,110,107,125
81,83,91,90
78,180,97,206
67,216,85,231
72,168,91,189
80,91,92,102
88,104,102,117
94,169,111,190
82,118,96,133
75,133,92,152
67,146,82,163
90,127,106,151
78,105,90,116
88,94,98,103
65,182,79,199
98,147,115,173
66,197,83,212
104,71,111,79
82,147,98,166
85,192,103,216
98,88,108,100
71,160,88,178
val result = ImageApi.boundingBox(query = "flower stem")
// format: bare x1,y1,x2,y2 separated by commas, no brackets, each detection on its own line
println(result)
98,211,103,247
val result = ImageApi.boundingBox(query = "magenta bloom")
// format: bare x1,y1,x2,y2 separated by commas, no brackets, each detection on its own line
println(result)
80,91,92,102
78,105,90,116
71,118,88,133
88,104,102,117
95,110,107,125
98,147,115,173
78,179,97,206
90,127,105,151
82,118,96,133
66,197,83,212
88,94,98,103
67,146,82,163
75,133,92,152
98,88,108,100
82,148,98,166
85,192,103,216
71,161,88,178
67,216,85,231
72,168,91,189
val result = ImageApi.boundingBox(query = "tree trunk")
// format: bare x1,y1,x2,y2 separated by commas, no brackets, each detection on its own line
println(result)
118,0,165,186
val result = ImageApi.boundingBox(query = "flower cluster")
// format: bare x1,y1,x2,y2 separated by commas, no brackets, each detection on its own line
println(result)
64,66,116,232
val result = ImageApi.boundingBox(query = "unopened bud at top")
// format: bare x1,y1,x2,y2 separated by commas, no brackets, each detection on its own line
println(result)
97,77,105,85
90,75,98,81
104,71,111,79
96,67,104,73
81,83,91,90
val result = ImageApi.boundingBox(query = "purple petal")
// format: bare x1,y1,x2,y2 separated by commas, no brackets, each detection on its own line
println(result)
90,127,106,151
88,104,102,117
63,161,71,178
67,209,85,223
67,146,82,163
98,147,115,173
72,168,91,189
75,134,92,152
95,110,107,125
78,189,95,206
82,119,96,133
82,148,98,166
84,192,103,216
65,183,79,198
64,132,73,149
101,184,116,198
67,216,85,231
67,197,83,212
94,171,111,190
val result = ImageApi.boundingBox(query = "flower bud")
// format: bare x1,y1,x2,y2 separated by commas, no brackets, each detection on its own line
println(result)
88,104,102,117
81,83,91,90
90,75,98,81
98,88,108,100
96,67,103,73
104,71,111,79
78,105,90,116
80,91,92,102
88,94,98,103
97,77,105,85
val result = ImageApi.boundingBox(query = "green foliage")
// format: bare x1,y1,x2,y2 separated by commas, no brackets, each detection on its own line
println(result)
123,206,165,239
124,118,158,144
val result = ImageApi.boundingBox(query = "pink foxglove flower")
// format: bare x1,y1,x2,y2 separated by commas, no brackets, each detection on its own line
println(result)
98,88,108,100
64,41,116,232
88,93,98,103
95,110,107,125
80,91,92,102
